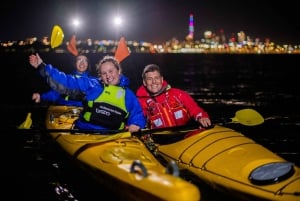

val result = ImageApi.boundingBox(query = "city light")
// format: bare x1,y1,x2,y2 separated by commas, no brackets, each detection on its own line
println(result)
113,16,123,39
1,14,299,54
72,19,81,28
114,16,122,27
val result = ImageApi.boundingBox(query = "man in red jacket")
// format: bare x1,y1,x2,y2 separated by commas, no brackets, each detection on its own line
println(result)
136,64,211,129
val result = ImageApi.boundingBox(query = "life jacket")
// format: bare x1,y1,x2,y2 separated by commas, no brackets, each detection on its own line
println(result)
146,93,190,129
82,85,128,129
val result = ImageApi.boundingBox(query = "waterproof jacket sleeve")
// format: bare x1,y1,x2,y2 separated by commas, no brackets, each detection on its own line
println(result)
37,63,98,96
41,89,61,102
172,88,210,120
125,89,147,129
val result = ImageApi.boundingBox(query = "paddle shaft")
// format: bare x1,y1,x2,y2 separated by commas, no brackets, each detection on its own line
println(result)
18,108,264,135
29,125,197,134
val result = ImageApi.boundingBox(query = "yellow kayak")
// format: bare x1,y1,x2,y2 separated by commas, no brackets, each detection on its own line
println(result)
45,105,201,201
154,125,300,201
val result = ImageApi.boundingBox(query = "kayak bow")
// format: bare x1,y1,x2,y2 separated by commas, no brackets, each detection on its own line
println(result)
45,105,201,201
155,126,300,201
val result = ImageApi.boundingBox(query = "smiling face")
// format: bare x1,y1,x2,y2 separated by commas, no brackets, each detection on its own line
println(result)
143,70,164,94
96,56,122,85
75,55,89,73
98,61,121,85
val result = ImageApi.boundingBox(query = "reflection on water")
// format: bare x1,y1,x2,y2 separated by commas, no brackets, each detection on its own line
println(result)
2,53,300,200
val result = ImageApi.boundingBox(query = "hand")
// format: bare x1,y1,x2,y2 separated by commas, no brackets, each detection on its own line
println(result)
29,53,43,68
198,117,211,128
32,93,41,103
127,124,141,133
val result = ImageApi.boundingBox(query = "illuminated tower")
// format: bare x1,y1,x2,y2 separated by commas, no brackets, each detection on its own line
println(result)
186,13,194,41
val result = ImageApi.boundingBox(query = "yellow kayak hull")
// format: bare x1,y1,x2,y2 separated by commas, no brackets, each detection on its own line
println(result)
156,126,300,201
45,105,201,201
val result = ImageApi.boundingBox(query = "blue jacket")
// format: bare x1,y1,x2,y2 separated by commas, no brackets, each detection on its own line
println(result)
37,63,146,130
40,71,95,107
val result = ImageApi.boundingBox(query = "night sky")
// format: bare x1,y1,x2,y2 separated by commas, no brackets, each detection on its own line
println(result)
1,0,299,44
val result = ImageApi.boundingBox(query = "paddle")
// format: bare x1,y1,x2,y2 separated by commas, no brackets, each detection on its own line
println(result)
67,34,78,56
66,132,132,143
17,108,265,132
226,108,264,126
17,112,32,129
18,26,63,128
50,25,64,48
139,108,265,135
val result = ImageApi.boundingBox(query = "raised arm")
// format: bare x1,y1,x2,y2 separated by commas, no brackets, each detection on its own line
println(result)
29,53,44,69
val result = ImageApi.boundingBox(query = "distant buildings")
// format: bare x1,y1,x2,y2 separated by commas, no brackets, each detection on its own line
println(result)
1,30,299,54
2,12,300,54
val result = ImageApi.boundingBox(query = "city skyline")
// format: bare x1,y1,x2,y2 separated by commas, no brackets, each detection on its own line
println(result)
1,0,300,44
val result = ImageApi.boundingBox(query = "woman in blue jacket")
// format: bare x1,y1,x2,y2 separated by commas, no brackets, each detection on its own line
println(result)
31,54,96,107
29,53,146,133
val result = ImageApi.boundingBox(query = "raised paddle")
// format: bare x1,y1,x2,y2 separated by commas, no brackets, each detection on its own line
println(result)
50,25,64,48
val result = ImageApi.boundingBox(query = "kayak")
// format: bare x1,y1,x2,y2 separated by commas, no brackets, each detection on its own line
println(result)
44,105,201,201
153,125,300,201
43,105,300,201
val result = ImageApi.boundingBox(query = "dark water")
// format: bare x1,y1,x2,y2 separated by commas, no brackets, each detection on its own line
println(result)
1,52,300,200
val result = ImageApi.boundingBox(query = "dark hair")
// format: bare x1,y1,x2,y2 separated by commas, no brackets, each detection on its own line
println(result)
75,54,90,70
142,64,162,79
96,55,121,74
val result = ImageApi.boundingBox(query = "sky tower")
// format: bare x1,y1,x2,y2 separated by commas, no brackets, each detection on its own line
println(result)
186,13,194,41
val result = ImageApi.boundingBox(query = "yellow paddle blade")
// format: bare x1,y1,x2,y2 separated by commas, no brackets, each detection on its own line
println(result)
17,113,32,129
231,109,264,126
50,25,64,48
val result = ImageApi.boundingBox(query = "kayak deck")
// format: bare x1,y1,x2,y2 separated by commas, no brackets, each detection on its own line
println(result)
45,105,201,201
155,125,300,201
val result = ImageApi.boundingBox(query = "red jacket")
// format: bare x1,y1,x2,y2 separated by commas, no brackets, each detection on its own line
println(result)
136,80,209,128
